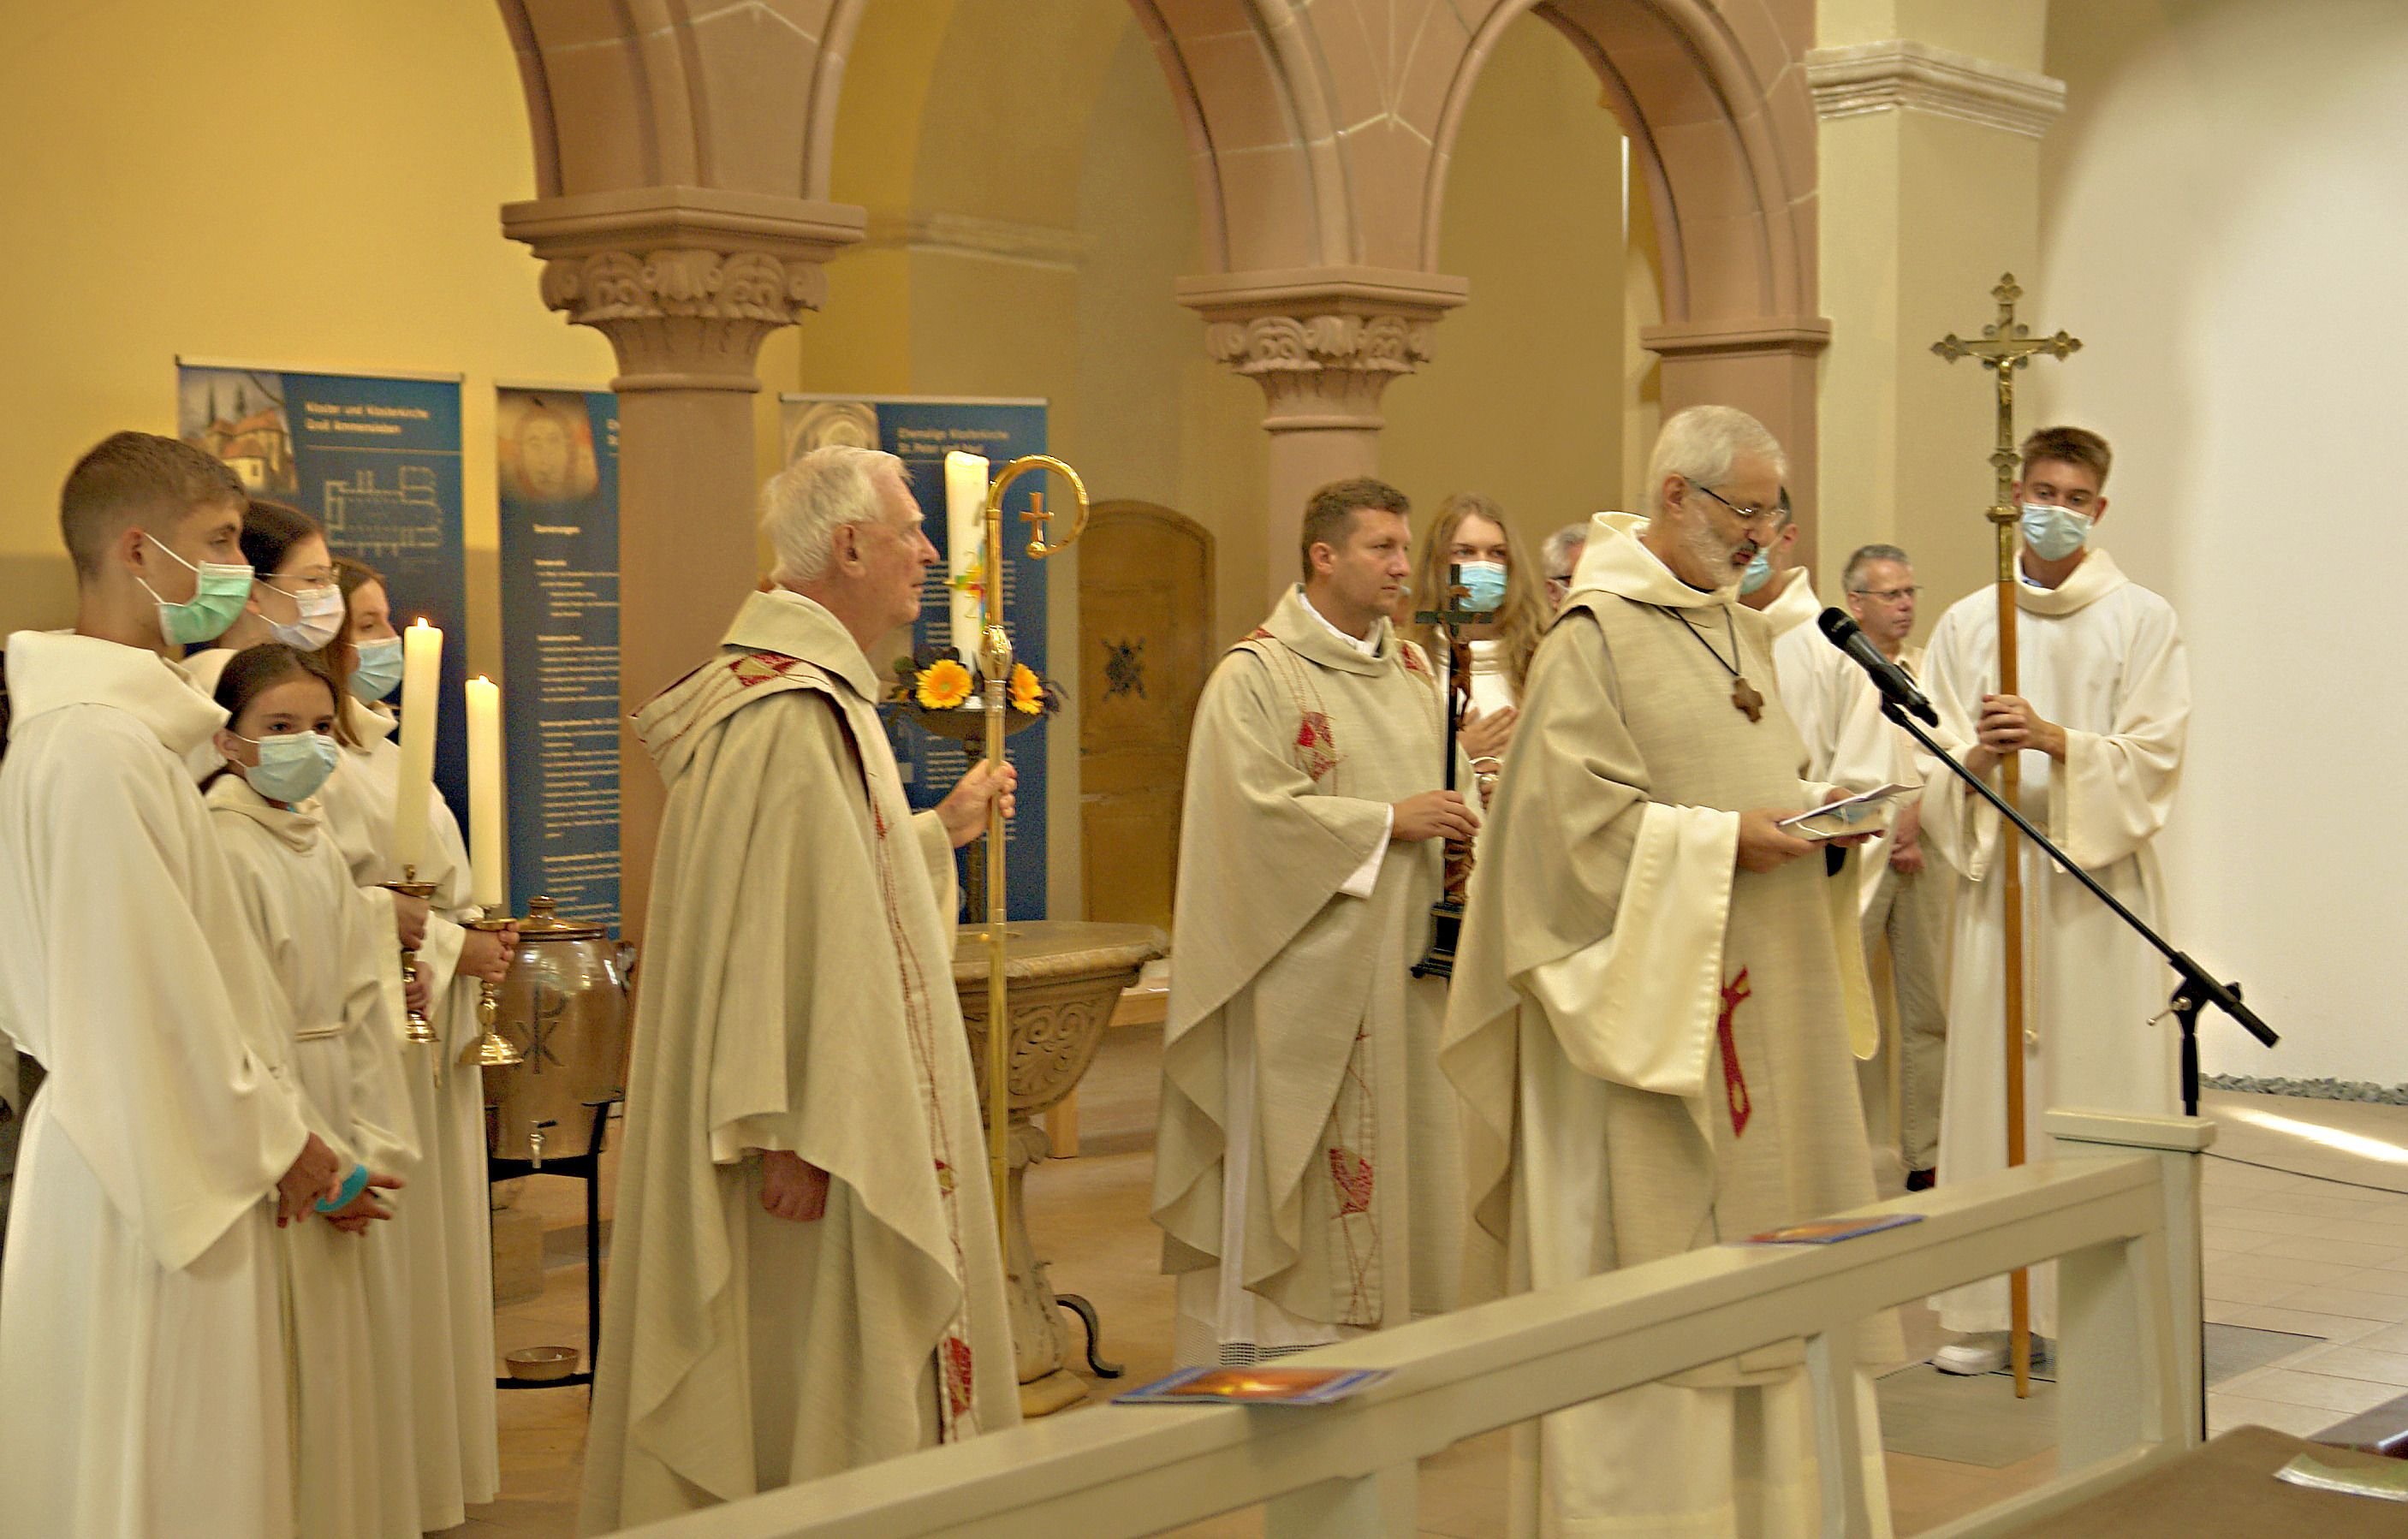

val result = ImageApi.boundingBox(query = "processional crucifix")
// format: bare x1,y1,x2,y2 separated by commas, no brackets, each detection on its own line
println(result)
1933,274,2081,1399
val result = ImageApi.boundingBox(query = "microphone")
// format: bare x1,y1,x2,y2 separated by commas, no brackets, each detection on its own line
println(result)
1818,608,1939,727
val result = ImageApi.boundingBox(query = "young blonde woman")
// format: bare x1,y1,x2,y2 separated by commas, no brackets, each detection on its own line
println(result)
1408,492,1549,799
178,497,351,763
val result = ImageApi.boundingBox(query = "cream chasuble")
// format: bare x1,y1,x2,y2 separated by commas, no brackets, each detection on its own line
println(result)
0,631,313,1539
315,692,499,1527
1923,550,2188,1337
1446,515,1892,1538
1152,585,1457,1364
210,775,423,1539
580,589,1015,1533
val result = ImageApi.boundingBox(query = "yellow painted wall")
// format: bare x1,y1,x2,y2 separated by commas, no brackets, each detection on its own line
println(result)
4,2,1661,920
0,0,615,675
1813,2,2048,633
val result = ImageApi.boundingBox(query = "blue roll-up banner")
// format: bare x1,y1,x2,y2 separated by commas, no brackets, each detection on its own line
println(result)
177,360,469,822
496,385,621,932
781,395,1049,922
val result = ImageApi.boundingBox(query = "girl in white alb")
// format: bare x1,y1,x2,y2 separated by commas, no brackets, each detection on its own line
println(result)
204,643,419,1539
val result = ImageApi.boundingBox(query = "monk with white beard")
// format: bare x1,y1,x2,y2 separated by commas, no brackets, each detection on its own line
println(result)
580,445,1019,1530
0,431,348,1538
1447,407,1895,1537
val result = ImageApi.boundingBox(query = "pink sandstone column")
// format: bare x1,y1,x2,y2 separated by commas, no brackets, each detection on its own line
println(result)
1180,267,1468,609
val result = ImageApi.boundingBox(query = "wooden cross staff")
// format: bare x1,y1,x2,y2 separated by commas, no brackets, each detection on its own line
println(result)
1933,273,2081,1399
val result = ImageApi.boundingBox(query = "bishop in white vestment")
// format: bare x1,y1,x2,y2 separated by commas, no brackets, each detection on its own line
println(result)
580,447,1017,1531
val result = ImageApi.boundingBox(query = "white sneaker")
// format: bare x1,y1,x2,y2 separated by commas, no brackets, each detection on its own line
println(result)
1931,1333,2053,1376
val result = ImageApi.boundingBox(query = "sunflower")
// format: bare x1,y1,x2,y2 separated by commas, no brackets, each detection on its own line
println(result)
1009,662,1045,716
915,657,974,710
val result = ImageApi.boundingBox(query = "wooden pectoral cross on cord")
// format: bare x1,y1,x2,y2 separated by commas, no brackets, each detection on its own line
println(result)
1731,676,1764,723
1410,565,1489,979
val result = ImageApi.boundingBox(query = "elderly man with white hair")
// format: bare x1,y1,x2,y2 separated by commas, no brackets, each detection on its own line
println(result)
580,446,1020,1532
1447,405,1894,1536
1539,520,1587,610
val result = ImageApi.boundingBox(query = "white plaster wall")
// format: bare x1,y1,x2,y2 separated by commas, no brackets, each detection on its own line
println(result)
2033,0,2408,1082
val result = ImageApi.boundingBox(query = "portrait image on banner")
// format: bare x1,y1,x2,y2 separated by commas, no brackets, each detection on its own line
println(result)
496,385,621,932
781,394,1049,921
178,360,469,817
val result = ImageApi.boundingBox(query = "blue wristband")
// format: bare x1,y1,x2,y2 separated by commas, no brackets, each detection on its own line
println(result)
316,1163,371,1215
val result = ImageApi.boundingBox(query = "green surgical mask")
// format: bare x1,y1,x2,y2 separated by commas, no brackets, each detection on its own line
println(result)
140,535,253,646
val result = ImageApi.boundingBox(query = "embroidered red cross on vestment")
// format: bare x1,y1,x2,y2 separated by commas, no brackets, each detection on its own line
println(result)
1715,969,1753,1137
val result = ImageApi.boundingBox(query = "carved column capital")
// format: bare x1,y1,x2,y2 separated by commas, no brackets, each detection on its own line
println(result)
502,187,866,391
1178,266,1468,431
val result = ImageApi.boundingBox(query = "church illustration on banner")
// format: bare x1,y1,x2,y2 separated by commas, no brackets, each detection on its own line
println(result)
176,368,298,493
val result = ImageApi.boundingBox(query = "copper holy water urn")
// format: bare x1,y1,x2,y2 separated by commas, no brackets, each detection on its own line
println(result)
482,896,631,1164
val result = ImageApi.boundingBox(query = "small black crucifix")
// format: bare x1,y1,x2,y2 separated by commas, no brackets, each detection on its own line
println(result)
1413,563,1492,772
1410,564,1495,980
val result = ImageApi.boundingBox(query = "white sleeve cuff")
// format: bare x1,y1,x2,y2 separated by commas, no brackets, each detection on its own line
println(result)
1338,806,1394,898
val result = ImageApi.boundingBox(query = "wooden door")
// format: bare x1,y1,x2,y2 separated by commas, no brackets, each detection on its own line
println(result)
1079,502,1212,933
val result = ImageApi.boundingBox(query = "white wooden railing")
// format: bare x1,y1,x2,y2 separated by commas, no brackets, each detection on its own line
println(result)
619,1109,2213,1539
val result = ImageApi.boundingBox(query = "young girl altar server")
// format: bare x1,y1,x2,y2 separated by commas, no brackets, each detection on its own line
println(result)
205,643,419,1539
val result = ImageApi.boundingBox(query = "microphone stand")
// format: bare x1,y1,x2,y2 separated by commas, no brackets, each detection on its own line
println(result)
1877,697,2276,1117
1877,692,2273,1443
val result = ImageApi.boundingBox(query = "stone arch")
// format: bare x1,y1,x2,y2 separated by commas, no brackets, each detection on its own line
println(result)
498,0,869,201
1427,0,1824,540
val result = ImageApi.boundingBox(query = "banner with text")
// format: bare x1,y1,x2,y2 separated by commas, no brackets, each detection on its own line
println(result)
178,362,469,819
780,395,1049,921
496,386,621,931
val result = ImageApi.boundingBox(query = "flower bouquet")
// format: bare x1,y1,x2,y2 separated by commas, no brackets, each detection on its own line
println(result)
885,645,1061,745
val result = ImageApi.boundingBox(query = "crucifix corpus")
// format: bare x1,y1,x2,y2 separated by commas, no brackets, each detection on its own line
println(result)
1409,563,1489,978
1932,272,2082,1399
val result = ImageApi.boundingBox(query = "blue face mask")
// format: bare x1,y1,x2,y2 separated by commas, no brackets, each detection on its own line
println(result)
138,535,253,646
348,636,404,702
236,730,341,805
1738,549,1775,597
1455,560,1507,614
2019,502,2091,562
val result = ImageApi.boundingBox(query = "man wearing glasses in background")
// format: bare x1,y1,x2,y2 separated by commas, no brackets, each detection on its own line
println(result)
1800,545,1949,1196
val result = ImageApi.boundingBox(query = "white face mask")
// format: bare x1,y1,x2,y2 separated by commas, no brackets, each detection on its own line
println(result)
264,582,345,651
234,729,341,804
2019,502,2092,562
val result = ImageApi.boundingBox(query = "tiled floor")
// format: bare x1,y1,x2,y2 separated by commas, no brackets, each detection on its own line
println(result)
447,1062,2408,1536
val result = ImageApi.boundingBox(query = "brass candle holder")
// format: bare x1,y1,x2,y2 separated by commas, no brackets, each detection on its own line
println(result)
380,867,441,1049
467,917,526,1068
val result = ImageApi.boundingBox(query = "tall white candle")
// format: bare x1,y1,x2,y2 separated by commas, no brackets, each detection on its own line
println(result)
943,451,990,666
390,618,441,874
466,675,505,912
